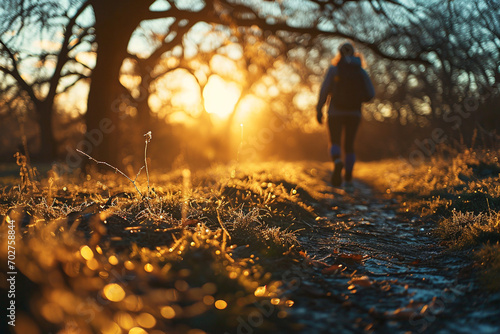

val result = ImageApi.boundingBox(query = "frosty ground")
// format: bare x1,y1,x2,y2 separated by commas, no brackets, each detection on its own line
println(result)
1,150,499,334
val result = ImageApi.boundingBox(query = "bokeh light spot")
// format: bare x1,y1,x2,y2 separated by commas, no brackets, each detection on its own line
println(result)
80,245,94,260
41,303,63,323
144,263,154,272
215,300,227,310
129,327,148,334
174,280,189,292
160,306,176,319
203,295,215,305
102,322,122,334
114,312,135,330
108,255,119,265
124,295,144,312
254,285,266,297
103,283,126,302
87,258,99,270
125,260,135,270
136,313,156,328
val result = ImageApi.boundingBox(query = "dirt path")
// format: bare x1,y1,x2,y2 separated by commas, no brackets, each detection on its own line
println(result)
281,179,500,333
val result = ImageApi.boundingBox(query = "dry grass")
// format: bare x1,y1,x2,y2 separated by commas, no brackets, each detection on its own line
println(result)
0,157,331,333
437,211,500,249
475,242,500,291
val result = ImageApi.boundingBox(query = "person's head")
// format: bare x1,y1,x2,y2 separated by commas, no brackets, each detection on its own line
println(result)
331,41,366,67
339,42,355,58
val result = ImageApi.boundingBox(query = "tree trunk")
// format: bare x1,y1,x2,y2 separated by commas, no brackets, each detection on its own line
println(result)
85,0,151,168
37,101,58,161
135,76,153,134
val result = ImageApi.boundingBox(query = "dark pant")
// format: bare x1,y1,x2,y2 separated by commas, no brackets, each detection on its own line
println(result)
327,115,361,180
328,115,361,154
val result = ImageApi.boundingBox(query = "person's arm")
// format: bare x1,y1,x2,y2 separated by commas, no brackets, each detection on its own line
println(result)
362,69,375,102
316,66,336,124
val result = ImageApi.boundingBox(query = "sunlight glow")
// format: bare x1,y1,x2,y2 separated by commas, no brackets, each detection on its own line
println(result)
234,94,266,123
149,68,202,122
203,75,241,118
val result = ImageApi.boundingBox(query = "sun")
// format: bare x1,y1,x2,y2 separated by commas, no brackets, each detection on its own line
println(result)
203,75,241,119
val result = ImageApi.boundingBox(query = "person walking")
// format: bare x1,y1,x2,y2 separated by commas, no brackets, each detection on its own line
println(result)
316,42,375,188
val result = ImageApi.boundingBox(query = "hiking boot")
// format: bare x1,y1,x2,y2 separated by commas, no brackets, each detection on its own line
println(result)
344,171,353,183
331,160,344,187
344,180,354,193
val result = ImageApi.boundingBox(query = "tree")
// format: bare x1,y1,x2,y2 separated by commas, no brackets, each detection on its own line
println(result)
0,0,93,160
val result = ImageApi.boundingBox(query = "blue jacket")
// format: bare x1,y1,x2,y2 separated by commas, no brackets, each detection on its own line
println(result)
317,56,375,117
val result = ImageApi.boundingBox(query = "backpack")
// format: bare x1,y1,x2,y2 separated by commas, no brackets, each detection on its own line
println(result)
331,58,370,111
